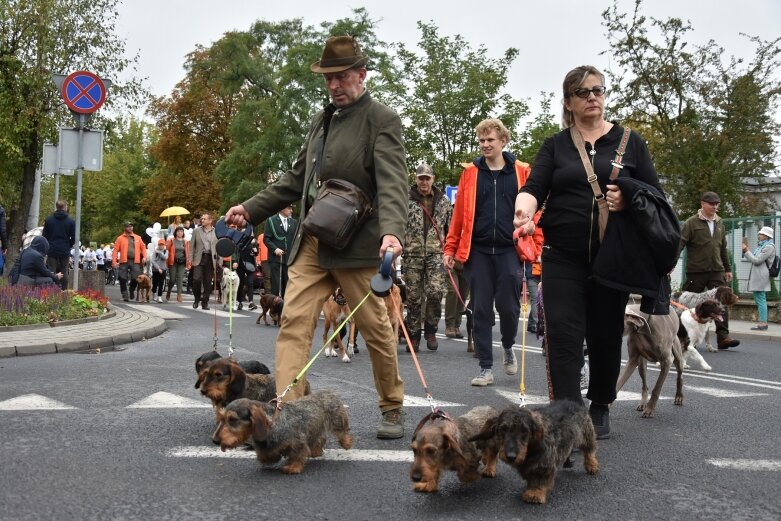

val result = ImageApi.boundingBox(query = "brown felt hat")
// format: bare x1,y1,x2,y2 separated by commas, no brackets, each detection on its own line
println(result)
310,36,368,74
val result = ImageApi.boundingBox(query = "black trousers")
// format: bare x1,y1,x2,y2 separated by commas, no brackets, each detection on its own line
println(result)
463,249,522,370
192,254,215,305
46,255,70,290
542,245,629,405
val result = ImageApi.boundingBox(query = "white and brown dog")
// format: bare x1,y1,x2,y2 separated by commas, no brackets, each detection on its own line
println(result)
678,299,724,371
220,267,240,310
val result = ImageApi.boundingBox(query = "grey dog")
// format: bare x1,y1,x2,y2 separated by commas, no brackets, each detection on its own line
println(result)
619,304,684,418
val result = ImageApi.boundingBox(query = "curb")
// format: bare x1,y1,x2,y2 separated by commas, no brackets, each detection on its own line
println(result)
0,310,116,333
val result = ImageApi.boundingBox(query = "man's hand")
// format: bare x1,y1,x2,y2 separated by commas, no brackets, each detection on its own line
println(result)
725,272,733,283
225,204,251,227
380,235,402,260
443,255,455,269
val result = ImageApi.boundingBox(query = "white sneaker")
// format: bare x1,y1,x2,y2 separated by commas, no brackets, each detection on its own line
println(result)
156,296,163,303
471,369,494,386
503,348,518,375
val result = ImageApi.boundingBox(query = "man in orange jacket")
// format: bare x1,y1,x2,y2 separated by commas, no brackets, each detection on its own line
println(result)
443,118,531,387
113,220,147,301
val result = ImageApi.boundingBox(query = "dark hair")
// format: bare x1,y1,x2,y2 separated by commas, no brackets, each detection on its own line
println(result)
174,226,185,238
561,65,606,128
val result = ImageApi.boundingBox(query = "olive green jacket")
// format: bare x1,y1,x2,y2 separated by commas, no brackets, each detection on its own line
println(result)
680,212,731,273
241,91,408,269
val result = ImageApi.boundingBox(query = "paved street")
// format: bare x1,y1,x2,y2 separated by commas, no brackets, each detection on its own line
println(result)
1,285,780,521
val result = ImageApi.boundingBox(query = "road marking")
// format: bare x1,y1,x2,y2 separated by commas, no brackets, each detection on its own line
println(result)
707,459,781,471
403,395,464,407
493,389,551,405
0,393,77,410
685,385,767,398
127,391,211,408
168,446,414,462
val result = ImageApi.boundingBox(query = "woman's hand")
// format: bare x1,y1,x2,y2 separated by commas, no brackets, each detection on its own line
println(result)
606,184,624,212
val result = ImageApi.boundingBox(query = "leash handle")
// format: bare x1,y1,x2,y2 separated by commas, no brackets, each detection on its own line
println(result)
380,247,394,277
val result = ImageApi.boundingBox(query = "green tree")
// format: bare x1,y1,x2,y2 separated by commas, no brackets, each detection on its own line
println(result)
516,93,560,165
602,0,781,217
0,0,144,259
389,21,528,185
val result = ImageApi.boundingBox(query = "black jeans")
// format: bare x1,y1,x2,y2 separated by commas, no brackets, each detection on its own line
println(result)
463,249,522,370
541,245,629,405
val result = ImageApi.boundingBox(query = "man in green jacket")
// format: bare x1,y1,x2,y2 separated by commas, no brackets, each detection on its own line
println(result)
679,191,740,349
225,36,408,439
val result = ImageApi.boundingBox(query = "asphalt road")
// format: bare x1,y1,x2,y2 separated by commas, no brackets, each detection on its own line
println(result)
1,295,779,521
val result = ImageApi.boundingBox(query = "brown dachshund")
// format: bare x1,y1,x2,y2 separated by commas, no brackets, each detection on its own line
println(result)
135,273,152,302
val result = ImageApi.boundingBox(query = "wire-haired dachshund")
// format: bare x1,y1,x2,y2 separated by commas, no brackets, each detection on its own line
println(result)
194,351,270,390
410,406,499,493
470,400,599,504
212,392,353,474
257,293,284,326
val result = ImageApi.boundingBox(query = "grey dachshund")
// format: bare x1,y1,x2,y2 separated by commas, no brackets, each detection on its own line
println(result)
212,392,353,474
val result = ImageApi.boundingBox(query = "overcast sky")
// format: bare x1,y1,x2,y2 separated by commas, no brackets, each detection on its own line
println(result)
115,0,780,117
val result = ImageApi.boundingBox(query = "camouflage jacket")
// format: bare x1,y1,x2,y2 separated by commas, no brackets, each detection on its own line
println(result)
404,186,451,258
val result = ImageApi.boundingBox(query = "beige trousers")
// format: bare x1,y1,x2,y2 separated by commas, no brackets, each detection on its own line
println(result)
274,234,404,412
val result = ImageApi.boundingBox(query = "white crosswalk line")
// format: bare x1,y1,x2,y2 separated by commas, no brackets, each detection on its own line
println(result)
707,459,781,471
403,395,464,407
493,389,551,405
685,385,767,398
122,303,189,319
127,391,211,408
0,394,77,410
168,446,414,462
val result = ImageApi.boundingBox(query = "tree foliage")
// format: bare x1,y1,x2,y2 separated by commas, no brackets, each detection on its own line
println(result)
0,0,144,257
388,22,528,186
602,0,781,217
516,93,560,165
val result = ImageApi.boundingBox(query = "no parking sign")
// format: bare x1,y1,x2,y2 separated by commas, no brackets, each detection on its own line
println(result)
61,70,106,114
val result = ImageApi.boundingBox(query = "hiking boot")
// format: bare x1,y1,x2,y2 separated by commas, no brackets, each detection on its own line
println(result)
376,408,405,439
471,368,494,387
503,348,518,375
453,327,464,339
589,403,610,440
406,335,420,353
445,327,457,338
718,338,740,350
424,332,438,351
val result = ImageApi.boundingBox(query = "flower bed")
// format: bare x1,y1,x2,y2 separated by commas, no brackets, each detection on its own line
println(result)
0,283,109,327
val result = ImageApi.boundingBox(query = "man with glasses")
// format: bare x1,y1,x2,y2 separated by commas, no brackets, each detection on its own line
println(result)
113,221,147,302
679,191,740,349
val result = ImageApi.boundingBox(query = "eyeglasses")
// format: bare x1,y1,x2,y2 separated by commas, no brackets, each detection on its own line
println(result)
572,86,607,99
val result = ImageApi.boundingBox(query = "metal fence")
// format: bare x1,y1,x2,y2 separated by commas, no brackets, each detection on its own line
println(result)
673,214,781,300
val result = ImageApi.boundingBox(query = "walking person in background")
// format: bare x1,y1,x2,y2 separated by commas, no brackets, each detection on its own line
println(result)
113,221,147,302
742,226,776,331
166,226,190,302
443,118,528,387
680,192,740,349
403,163,451,352
42,199,76,289
235,236,259,311
189,211,217,310
150,239,169,303
514,65,665,439
263,205,297,297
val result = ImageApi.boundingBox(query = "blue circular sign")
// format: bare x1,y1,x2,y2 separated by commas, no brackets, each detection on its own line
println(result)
61,71,106,114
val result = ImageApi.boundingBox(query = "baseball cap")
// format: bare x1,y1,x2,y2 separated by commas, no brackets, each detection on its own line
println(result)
157,239,166,246
123,220,134,227
416,164,434,178
701,191,720,204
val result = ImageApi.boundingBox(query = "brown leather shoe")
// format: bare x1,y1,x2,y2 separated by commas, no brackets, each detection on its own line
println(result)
445,327,457,338
718,338,740,350
176,294,183,303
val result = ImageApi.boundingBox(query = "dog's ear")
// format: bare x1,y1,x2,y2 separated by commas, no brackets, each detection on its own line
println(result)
249,403,271,441
227,362,246,396
468,416,498,442
443,433,467,462
194,370,205,389
529,411,545,443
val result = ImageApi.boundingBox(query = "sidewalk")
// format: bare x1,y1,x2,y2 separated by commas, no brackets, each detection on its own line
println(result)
0,285,777,357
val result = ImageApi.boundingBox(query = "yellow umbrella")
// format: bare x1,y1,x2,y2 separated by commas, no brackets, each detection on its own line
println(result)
160,206,190,217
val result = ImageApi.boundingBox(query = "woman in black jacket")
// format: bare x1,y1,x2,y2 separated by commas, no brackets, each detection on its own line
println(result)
513,65,663,440
10,236,63,286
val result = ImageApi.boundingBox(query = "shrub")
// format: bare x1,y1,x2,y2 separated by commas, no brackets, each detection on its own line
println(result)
0,282,108,326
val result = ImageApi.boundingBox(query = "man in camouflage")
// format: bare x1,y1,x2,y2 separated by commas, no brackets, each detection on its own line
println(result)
404,164,452,351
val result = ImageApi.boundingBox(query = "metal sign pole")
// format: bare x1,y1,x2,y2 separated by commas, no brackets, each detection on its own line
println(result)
54,173,60,211
71,114,85,290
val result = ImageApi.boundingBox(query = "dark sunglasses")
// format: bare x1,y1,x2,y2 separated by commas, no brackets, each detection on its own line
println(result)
572,86,607,99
